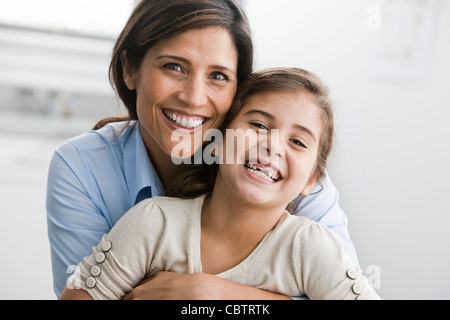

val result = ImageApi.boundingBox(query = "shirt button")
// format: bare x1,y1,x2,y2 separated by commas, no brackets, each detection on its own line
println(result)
347,268,359,280
86,277,97,289
352,283,363,295
90,265,102,277
102,240,112,252
95,252,106,263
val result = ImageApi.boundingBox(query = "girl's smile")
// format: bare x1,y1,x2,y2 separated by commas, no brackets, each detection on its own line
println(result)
218,90,323,209
243,159,282,184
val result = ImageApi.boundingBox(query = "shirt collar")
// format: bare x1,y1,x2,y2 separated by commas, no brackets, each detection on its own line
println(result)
123,121,165,205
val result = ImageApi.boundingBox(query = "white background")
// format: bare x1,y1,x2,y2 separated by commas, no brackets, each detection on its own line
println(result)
0,0,449,299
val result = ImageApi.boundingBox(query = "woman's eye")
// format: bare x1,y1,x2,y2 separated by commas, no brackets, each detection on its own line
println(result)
209,72,229,81
290,139,307,149
250,122,269,131
164,63,183,73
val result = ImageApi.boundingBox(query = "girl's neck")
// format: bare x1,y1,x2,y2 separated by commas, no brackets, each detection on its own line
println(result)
200,174,286,274
204,191,283,241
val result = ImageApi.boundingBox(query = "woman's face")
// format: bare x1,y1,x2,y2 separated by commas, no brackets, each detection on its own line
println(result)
218,91,323,210
123,26,239,159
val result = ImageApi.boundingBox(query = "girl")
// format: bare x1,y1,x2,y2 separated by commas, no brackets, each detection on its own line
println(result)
60,68,380,300
47,0,358,299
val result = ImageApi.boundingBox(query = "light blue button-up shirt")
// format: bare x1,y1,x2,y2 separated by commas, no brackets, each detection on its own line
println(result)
46,121,358,298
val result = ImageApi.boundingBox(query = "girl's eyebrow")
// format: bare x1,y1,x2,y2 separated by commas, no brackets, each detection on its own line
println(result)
244,109,317,143
244,109,275,120
293,124,316,143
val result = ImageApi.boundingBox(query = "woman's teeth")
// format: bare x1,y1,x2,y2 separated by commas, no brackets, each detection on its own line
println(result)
244,164,279,183
164,109,205,129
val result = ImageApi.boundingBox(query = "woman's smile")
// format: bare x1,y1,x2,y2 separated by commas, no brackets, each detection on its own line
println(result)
162,108,208,131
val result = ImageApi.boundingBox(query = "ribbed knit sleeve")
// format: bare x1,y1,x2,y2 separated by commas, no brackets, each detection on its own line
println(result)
293,223,381,300
67,199,165,300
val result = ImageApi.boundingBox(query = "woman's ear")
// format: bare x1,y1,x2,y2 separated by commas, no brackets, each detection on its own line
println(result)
121,50,136,90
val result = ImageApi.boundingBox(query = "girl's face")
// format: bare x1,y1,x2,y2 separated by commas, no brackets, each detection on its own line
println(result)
218,90,323,210
123,26,238,158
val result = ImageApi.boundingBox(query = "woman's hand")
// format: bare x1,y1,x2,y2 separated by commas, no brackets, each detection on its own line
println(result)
122,271,291,300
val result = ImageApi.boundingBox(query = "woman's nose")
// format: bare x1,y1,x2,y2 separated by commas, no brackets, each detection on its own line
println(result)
177,76,208,108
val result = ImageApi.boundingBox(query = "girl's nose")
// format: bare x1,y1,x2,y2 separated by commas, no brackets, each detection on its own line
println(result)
262,130,284,158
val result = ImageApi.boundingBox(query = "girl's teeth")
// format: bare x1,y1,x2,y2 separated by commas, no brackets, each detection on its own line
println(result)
245,164,279,182
164,110,204,129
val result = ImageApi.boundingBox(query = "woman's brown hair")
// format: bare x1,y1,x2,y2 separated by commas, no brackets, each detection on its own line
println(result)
166,67,335,211
93,0,253,130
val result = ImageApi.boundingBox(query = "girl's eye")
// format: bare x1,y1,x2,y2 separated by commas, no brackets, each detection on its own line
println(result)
290,139,307,149
209,72,229,81
250,122,269,131
163,63,183,73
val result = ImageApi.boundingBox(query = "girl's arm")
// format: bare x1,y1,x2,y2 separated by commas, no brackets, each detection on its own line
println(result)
58,200,162,300
294,223,381,300
294,172,360,266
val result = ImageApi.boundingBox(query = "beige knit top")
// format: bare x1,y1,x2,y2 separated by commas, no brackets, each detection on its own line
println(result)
67,195,380,300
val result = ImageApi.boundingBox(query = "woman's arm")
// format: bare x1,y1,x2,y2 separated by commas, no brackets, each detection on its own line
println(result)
60,270,291,300
123,272,292,300
47,146,111,298
59,287,93,300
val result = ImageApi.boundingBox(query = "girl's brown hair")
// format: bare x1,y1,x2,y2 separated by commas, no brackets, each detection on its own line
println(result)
166,68,334,209
93,0,253,130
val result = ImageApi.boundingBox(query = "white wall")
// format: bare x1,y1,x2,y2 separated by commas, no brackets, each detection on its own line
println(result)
0,7,125,300
244,0,450,299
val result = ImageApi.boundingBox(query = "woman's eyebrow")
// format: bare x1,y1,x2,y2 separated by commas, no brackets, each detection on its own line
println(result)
156,55,236,74
244,109,316,142
156,54,190,64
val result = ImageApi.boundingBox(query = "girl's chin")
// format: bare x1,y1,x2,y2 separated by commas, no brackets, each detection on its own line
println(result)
230,186,273,206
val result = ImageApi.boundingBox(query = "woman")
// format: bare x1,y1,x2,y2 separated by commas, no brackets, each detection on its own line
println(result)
47,0,358,299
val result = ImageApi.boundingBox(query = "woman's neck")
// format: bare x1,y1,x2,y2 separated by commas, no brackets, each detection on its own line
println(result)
140,127,188,190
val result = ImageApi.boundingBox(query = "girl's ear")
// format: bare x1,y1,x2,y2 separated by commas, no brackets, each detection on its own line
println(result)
121,50,137,90
300,175,318,196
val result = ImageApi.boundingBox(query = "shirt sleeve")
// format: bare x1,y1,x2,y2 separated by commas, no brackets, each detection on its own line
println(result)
46,141,111,298
293,223,381,300
66,199,162,300
293,172,360,267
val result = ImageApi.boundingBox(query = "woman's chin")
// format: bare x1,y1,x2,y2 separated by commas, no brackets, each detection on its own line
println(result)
166,140,202,163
